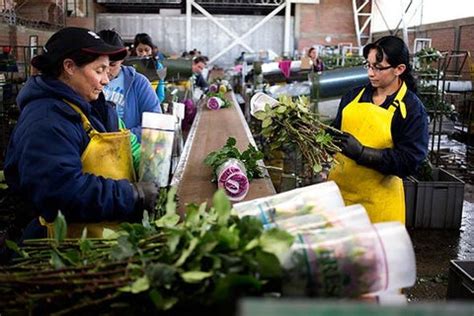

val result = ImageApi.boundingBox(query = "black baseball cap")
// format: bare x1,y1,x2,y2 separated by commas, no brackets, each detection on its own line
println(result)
32,27,128,69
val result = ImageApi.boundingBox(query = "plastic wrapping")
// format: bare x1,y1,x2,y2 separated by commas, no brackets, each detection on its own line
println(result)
266,204,371,232
139,113,175,186
233,181,345,223
281,222,416,298
249,92,279,117
216,158,250,202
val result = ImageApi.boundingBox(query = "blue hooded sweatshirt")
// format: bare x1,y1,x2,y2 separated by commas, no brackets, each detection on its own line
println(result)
4,76,137,239
110,65,162,142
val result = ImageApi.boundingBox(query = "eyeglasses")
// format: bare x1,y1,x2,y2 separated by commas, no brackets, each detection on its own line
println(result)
363,62,393,73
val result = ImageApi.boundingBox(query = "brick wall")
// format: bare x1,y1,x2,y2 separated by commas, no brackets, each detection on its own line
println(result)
296,0,356,51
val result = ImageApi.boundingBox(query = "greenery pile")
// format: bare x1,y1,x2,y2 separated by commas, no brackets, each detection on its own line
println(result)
0,189,293,315
253,95,340,174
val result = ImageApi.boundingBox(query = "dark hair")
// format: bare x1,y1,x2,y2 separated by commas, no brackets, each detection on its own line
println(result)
37,51,100,78
363,35,417,93
98,29,125,48
132,33,155,56
308,47,316,56
193,56,207,65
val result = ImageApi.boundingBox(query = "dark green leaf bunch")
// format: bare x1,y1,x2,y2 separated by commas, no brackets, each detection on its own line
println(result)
204,137,264,181
253,95,340,173
415,47,443,67
1,189,294,314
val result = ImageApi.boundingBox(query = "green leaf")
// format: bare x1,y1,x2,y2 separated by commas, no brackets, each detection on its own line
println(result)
165,229,181,254
217,226,240,250
5,240,29,258
166,187,178,215
174,237,199,267
213,190,231,226
262,117,272,128
181,271,213,283
131,276,150,293
142,210,151,230
148,289,178,311
259,228,294,262
312,163,322,173
243,238,259,252
226,137,237,147
276,106,287,114
212,274,261,302
79,238,93,257
49,250,65,269
184,207,199,227
80,227,88,240
253,111,267,120
110,235,136,260
254,251,282,278
155,213,180,228
54,211,67,242
102,228,119,239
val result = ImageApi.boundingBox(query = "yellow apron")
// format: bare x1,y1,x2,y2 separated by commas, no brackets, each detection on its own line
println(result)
328,83,408,224
40,100,136,238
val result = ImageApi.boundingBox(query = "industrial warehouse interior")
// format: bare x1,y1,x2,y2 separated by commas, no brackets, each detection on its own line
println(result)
0,0,473,314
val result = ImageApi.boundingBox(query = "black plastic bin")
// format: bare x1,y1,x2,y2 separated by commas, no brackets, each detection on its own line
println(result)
403,176,417,228
447,260,474,300
413,168,465,229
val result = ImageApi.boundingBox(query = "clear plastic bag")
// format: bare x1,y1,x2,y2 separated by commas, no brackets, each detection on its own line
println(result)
281,222,416,298
139,113,175,186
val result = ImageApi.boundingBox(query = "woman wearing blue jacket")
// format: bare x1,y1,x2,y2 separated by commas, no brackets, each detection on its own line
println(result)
98,30,162,143
4,27,159,239
328,36,429,224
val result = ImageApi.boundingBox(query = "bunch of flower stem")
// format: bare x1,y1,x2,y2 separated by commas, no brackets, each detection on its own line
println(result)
1,189,293,314
254,95,340,173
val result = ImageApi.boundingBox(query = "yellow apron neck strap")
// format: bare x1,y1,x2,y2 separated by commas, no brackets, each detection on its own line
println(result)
387,81,408,119
355,87,366,103
63,99,97,136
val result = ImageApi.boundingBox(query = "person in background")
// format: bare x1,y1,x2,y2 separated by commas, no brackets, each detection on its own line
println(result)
98,29,161,148
308,47,324,73
4,27,159,240
131,33,166,102
191,56,209,90
328,35,428,224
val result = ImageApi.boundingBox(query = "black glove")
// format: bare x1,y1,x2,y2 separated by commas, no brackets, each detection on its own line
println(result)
333,132,385,168
332,132,364,161
132,182,159,212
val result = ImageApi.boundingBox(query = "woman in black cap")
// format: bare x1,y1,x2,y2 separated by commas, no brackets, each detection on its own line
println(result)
4,27,159,239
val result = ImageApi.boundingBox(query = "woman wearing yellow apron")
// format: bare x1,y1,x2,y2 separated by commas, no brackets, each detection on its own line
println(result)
4,27,159,240
328,36,429,224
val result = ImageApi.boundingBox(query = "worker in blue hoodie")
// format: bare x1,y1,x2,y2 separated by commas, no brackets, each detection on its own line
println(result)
98,29,162,143
4,27,159,240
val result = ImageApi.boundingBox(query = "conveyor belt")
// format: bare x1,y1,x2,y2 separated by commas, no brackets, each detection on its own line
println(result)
172,92,275,215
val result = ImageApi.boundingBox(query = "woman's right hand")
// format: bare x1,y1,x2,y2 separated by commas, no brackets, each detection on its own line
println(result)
132,182,159,212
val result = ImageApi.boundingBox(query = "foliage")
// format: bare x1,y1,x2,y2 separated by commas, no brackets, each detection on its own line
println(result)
414,47,456,115
1,189,293,314
204,137,264,181
321,54,365,70
415,47,443,69
253,95,340,173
